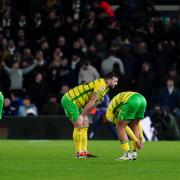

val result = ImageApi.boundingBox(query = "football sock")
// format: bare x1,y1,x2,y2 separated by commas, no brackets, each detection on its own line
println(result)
81,127,88,152
73,128,82,153
130,140,137,151
121,141,130,152
125,126,138,142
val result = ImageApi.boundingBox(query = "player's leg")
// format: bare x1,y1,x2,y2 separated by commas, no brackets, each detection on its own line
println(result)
125,126,138,142
116,95,143,160
61,95,84,157
81,117,88,154
0,92,4,120
116,120,132,160
134,94,147,147
106,109,137,160
131,94,147,159
81,117,97,157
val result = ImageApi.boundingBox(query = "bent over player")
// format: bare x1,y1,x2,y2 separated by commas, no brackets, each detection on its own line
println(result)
106,91,147,160
61,73,118,158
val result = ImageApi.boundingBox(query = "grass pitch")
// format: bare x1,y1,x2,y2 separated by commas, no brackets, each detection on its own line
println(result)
0,140,180,180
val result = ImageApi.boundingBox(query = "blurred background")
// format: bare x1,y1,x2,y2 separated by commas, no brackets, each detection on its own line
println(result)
0,0,180,140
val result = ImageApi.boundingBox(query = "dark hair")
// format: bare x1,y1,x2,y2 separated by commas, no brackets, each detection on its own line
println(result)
108,49,116,56
105,72,119,79
82,60,90,66
23,95,31,100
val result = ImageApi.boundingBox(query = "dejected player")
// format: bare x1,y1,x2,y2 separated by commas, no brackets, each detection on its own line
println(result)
61,73,118,158
106,91,147,160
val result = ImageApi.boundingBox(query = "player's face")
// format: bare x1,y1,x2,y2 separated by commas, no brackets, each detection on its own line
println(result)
109,77,118,88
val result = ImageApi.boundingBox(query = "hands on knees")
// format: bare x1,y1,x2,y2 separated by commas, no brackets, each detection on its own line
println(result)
73,115,89,128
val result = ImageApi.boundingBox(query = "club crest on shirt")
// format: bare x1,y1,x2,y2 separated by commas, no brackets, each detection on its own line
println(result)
99,86,105,92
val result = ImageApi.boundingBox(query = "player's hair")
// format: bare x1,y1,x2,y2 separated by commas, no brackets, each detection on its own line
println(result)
105,72,119,79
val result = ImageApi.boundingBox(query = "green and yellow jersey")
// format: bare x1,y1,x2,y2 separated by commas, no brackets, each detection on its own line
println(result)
65,78,109,108
106,91,138,122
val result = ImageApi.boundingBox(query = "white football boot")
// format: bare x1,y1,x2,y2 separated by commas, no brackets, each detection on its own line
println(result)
116,151,132,161
131,151,137,160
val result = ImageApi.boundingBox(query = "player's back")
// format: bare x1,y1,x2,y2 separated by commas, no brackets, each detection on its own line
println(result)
65,78,108,108
107,91,138,116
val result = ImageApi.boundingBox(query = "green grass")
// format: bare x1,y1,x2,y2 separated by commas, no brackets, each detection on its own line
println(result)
0,140,180,180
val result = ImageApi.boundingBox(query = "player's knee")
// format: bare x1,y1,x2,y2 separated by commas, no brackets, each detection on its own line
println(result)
83,120,89,127
74,119,83,128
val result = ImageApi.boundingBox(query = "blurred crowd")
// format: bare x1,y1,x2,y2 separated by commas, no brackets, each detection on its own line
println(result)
0,0,180,136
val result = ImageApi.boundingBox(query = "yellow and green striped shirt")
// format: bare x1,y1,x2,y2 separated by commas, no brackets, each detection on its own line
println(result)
106,91,138,121
65,78,109,108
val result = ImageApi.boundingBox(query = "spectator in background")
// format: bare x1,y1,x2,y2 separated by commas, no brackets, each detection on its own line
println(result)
40,40,51,61
2,60,37,90
1,37,10,62
10,91,23,116
59,57,73,89
19,96,38,117
154,42,172,86
163,67,180,89
3,97,14,116
41,94,61,116
17,15,27,33
101,49,125,75
78,38,88,54
46,11,61,46
33,50,47,75
137,62,155,108
119,44,136,81
86,44,100,71
31,12,44,43
15,29,27,51
7,40,16,55
48,52,62,94
57,36,69,57
71,52,82,85
5,48,22,67
72,40,86,59
28,72,48,113
78,61,99,84
1,10,12,38
21,48,34,68
158,78,180,118
93,33,108,60
133,42,153,75
59,84,70,100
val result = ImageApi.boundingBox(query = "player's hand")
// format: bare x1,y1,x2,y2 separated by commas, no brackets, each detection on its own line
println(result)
74,119,83,128
74,115,87,128
139,138,144,148
136,141,142,149
80,115,88,121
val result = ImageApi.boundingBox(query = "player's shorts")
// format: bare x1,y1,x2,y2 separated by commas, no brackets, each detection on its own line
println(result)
0,92,4,120
118,93,147,121
61,95,81,122
110,93,147,124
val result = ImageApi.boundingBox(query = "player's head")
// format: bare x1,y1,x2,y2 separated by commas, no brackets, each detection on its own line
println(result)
105,72,119,88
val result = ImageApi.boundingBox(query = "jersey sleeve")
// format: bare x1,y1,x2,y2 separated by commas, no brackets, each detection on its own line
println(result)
106,107,114,122
93,81,106,99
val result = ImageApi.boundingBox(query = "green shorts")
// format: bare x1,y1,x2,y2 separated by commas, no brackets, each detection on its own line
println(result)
0,92,4,120
115,93,147,123
61,95,81,122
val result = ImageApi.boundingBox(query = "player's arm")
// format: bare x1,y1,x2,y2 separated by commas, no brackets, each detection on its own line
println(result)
81,94,99,117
